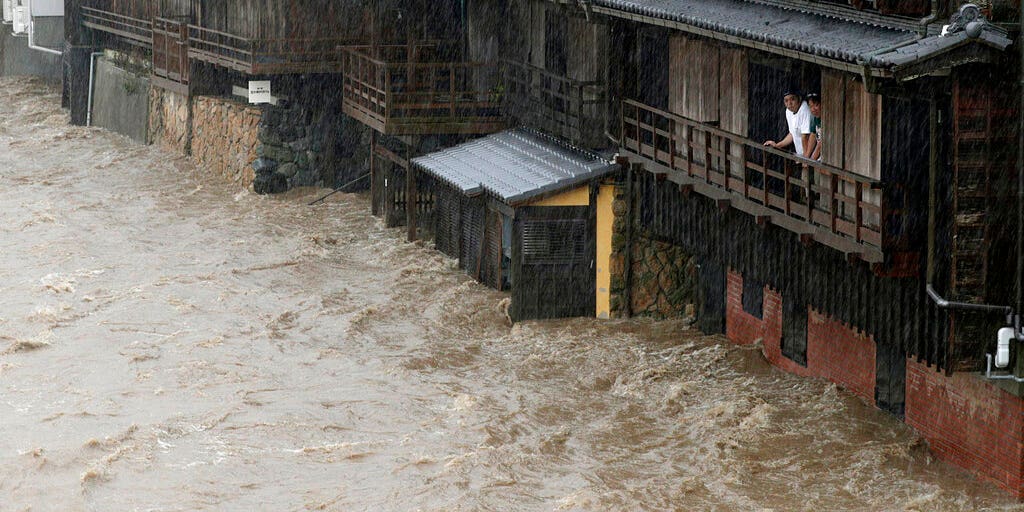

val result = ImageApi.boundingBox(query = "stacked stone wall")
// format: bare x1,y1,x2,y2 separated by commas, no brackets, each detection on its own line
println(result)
147,87,190,155
608,185,695,319
191,96,261,187
253,89,371,193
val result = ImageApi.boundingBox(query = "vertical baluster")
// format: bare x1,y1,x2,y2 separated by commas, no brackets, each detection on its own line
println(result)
450,64,457,118
723,137,730,192
686,124,694,178
669,118,676,171
831,175,839,234
784,158,792,215
762,149,768,207
704,129,712,185
855,181,864,242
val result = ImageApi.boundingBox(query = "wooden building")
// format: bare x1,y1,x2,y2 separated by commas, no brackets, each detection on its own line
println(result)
409,128,620,321
571,0,1024,496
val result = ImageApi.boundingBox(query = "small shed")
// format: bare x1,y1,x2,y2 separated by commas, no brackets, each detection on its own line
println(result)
411,128,620,321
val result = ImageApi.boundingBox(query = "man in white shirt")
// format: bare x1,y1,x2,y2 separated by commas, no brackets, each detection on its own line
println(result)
763,91,812,157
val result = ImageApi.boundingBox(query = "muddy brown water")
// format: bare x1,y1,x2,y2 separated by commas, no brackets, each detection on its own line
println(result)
0,76,1020,511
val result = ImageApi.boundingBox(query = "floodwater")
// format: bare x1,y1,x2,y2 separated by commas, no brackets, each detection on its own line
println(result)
0,76,1020,512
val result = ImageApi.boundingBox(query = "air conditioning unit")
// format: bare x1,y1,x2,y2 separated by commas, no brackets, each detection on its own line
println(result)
12,3,27,35
2,0,14,24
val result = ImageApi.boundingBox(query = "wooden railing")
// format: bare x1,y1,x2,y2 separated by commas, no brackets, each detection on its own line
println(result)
188,25,360,74
81,6,152,46
153,17,188,83
622,99,885,251
501,60,605,147
341,46,505,135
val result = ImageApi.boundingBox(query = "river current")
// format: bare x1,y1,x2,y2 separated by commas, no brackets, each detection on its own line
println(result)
0,76,1021,511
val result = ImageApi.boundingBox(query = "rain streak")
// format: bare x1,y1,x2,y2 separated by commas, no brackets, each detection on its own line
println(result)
0,77,1021,511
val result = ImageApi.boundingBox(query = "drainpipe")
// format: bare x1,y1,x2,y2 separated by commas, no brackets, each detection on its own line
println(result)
85,51,103,126
27,10,61,56
926,284,1013,315
1012,2,1024,374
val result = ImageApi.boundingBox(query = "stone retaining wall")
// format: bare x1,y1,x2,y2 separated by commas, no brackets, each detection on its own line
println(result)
148,87,190,154
192,96,261,187
609,185,695,319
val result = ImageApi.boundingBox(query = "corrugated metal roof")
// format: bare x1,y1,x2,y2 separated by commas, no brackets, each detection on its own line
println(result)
411,129,619,205
592,0,920,66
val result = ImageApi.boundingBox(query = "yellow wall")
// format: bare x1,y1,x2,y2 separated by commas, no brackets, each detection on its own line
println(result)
527,186,590,207
595,183,615,319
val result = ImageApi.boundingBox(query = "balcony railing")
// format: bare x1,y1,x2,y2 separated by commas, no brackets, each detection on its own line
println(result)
153,17,188,84
501,60,606,148
188,25,360,75
341,46,506,135
622,99,888,261
81,6,152,47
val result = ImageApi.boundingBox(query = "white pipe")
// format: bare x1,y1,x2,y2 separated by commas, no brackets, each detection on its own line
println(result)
27,12,60,55
85,51,103,126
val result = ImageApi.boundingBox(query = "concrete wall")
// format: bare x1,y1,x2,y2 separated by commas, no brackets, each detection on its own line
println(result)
0,21,61,81
90,57,149,143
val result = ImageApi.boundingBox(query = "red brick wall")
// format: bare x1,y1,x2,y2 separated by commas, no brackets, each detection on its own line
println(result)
725,270,875,404
906,358,1024,497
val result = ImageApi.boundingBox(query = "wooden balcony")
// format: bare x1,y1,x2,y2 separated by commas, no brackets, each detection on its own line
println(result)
501,60,606,148
341,45,506,136
187,25,360,75
81,6,152,47
621,99,890,263
153,17,189,85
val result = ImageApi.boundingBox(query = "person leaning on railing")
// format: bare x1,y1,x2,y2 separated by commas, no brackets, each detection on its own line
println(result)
762,90,812,157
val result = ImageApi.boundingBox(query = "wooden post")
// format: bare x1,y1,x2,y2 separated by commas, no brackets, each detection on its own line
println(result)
406,143,417,242
855,181,864,242
449,63,456,118
686,125,694,177
783,158,792,215
370,130,378,216
623,163,639,318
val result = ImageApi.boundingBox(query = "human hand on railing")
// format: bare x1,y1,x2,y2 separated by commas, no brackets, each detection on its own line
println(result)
764,140,777,147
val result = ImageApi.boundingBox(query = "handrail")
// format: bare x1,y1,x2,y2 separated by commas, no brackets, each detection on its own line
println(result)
341,46,504,132
502,59,606,145
622,98,888,248
188,24,362,71
623,99,880,187
81,6,152,41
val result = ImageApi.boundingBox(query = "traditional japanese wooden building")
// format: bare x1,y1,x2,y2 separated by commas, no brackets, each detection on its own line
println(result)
44,0,1024,498
570,0,1024,496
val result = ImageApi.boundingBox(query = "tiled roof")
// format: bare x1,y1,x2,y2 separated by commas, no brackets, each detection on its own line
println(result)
411,128,619,205
593,0,920,65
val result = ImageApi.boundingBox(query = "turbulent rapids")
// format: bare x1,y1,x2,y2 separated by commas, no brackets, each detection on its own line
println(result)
0,77,1020,510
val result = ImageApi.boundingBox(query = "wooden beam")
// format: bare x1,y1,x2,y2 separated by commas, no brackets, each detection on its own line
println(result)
406,143,416,242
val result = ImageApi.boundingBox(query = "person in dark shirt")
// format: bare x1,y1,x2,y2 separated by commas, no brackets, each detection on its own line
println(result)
805,93,822,162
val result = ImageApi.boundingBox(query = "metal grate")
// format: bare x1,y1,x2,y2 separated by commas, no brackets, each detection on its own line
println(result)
521,220,586,265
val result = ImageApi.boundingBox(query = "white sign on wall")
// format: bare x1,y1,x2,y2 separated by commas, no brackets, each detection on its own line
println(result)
30,0,63,17
248,81,272,104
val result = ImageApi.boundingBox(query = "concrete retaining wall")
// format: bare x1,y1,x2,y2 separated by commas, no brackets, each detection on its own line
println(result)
0,20,61,82
89,57,149,143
